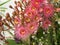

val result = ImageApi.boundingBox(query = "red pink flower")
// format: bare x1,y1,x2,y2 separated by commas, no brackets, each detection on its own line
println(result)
43,4,54,18
15,26,30,40
26,22,39,34
42,19,51,30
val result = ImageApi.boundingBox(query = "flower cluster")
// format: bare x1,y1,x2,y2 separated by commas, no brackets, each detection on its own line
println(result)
9,0,55,41
0,0,60,45
10,0,54,40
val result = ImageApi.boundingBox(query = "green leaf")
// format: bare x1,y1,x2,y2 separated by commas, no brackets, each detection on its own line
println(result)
0,0,11,6
36,27,43,39
0,7,7,9
0,9,6,12
6,39,22,45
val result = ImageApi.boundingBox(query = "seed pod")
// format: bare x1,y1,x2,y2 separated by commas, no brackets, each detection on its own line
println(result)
9,5,13,9
14,1,17,5
0,21,3,26
0,33,5,40
14,6,19,15
0,16,2,20
2,19,12,29
6,13,14,26
0,26,4,33
12,11,16,16
6,13,11,21
17,1,22,7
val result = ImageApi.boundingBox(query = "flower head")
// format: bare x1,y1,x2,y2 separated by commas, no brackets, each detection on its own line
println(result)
33,14,43,22
42,19,51,30
15,26,30,40
24,5,38,18
13,16,21,25
43,4,54,18
26,22,39,34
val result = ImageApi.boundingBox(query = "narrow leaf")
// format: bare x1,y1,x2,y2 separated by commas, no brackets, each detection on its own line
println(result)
0,0,11,6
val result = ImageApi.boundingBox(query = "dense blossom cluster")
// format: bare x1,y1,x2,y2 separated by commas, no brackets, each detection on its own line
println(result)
0,0,60,45
11,0,55,41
